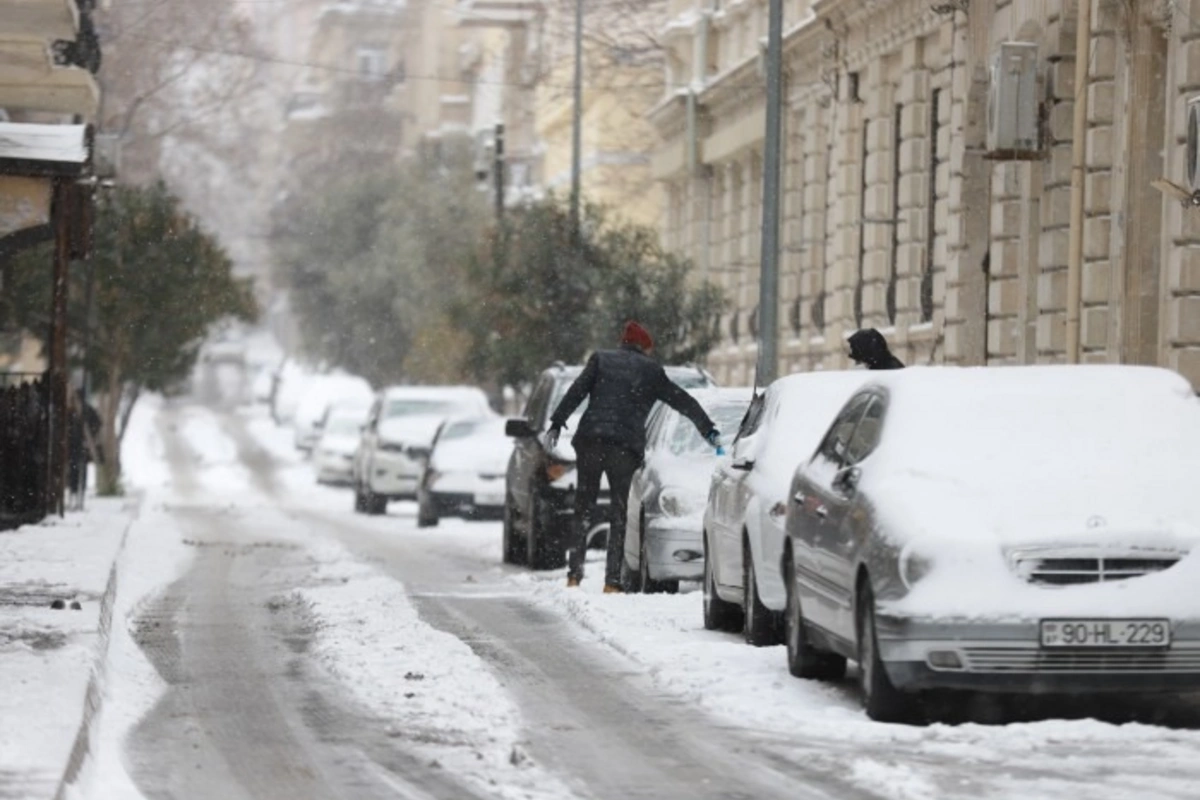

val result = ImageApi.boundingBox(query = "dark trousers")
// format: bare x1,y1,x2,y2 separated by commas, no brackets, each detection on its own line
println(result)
567,441,640,586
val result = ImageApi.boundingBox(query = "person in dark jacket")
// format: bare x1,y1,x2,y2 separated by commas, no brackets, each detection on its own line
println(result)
847,328,905,370
549,321,719,592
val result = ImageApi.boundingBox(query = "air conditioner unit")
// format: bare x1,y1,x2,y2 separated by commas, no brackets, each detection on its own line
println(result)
986,41,1040,159
1187,96,1200,193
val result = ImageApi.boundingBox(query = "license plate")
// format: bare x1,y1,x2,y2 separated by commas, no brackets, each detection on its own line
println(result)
1040,619,1171,648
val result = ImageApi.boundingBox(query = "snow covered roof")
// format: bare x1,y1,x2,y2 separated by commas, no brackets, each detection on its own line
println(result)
0,123,90,176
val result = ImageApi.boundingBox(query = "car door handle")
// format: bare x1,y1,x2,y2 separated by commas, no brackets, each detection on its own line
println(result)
792,491,806,505
812,504,828,519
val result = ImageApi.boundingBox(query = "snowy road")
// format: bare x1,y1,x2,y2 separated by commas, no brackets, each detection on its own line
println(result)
83,397,1200,800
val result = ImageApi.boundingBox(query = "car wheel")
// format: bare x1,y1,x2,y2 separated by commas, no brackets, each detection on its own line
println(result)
527,497,566,570
785,556,846,680
640,524,673,594
702,533,743,632
857,580,920,723
417,491,438,528
353,483,367,513
742,540,782,646
502,501,525,565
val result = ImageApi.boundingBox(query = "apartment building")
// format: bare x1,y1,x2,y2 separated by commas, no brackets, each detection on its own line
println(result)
653,0,1200,388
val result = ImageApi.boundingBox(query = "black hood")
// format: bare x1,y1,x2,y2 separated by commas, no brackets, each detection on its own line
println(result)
848,328,904,370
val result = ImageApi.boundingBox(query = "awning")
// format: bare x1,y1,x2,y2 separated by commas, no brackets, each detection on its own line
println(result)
0,122,90,177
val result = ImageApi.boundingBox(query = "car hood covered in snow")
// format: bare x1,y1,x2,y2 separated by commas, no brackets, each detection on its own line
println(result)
378,416,444,449
860,366,1200,618
316,433,360,456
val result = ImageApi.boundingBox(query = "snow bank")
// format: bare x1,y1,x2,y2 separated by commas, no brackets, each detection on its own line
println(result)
297,541,574,800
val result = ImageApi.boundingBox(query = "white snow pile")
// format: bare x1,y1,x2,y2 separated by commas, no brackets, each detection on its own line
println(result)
855,366,1200,619
296,542,573,800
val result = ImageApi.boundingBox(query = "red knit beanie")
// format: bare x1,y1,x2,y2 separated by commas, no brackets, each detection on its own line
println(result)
621,320,654,352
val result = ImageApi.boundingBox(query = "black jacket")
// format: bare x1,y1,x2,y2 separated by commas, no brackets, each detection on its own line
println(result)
848,328,905,370
550,345,716,457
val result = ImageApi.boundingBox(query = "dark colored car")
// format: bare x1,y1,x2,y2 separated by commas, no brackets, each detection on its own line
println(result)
503,362,716,570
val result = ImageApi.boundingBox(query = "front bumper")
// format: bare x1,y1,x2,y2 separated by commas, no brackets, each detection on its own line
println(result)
369,451,422,499
643,518,704,581
878,615,1200,694
429,491,505,520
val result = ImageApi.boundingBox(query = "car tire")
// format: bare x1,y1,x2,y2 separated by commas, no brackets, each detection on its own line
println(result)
527,498,566,571
857,580,921,724
743,540,782,646
417,492,439,528
353,483,367,513
784,556,846,680
640,524,675,594
502,501,525,565
702,533,743,632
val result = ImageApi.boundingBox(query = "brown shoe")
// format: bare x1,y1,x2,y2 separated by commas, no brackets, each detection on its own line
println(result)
602,584,623,594
566,576,581,588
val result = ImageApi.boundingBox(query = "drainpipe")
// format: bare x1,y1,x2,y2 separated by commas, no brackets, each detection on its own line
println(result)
1065,0,1092,363
691,11,711,279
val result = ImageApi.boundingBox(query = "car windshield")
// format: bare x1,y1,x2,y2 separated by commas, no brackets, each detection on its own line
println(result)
385,399,459,418
439,420,480,441
325,416,362,436
668,402,748,455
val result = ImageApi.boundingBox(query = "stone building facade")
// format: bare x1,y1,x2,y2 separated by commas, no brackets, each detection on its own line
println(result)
652,0,1200,388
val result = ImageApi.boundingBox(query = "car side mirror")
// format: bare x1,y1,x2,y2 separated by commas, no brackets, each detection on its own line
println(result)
505,418,536,438
731,458,755,472
833,466,861,495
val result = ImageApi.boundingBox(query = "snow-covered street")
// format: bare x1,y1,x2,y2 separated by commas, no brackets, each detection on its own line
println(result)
13,393,1200,800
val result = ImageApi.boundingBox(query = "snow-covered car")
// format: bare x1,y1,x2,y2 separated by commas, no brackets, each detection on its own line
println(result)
504,363,716,570
703,371,870,645
416,417,511,527
354,386,493,514
293,373,374,453
312,401,371,485
783,365,1200,723
622,388,752,594
270,359,314,425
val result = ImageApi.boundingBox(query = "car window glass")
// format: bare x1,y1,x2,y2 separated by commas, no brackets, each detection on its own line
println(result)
844,397,884,464
817,395,872,466
736,392,767,440
524,377,553,424
668,402,746,456
440,420,479,441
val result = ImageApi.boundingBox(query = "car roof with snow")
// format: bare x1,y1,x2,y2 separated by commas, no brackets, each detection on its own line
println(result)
379,385,489,401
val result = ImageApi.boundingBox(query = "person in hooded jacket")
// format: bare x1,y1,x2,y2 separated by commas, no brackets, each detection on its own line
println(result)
847,328,905,370
548,321,719,592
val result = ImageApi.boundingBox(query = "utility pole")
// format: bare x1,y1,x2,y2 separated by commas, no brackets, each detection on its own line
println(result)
569,0,583,244
494,122,505,223
757,0,784,384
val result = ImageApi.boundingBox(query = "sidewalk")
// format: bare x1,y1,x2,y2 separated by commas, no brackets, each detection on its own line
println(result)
0,498,136,800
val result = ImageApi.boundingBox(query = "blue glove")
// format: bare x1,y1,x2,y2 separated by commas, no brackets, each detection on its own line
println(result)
705,429,723,455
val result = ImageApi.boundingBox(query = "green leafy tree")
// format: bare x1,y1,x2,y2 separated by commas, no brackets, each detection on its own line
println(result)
456,199,725,389
4,182,257,494
273,138,489,385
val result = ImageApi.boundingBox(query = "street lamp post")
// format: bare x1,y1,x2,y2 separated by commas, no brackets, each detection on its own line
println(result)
757,0,784,384
569,0,583,245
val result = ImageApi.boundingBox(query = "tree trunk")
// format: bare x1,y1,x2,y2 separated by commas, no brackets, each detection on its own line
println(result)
95,368,124,496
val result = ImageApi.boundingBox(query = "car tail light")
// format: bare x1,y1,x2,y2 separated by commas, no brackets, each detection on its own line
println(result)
546,462,571,482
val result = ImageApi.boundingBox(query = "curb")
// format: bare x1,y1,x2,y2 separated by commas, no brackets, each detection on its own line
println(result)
53,501,138,800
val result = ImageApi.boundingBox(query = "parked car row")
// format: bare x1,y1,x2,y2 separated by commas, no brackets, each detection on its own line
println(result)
498,358,1200,725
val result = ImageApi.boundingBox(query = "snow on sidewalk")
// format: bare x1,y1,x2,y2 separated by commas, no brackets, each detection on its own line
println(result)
0,498,136,800
521,571,1200,800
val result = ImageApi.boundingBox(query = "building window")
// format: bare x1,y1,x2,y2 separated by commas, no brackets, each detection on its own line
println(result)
922,88,941,323
357,46,387,81
887,102,902,325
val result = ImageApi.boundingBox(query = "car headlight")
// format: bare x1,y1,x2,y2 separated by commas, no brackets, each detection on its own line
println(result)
658,487,701,518
898,544,934,590
546,462,572,482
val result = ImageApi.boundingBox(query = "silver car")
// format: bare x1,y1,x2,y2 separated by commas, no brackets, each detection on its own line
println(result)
622,389,752,594
784,366,1200,723
702,371,869,645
